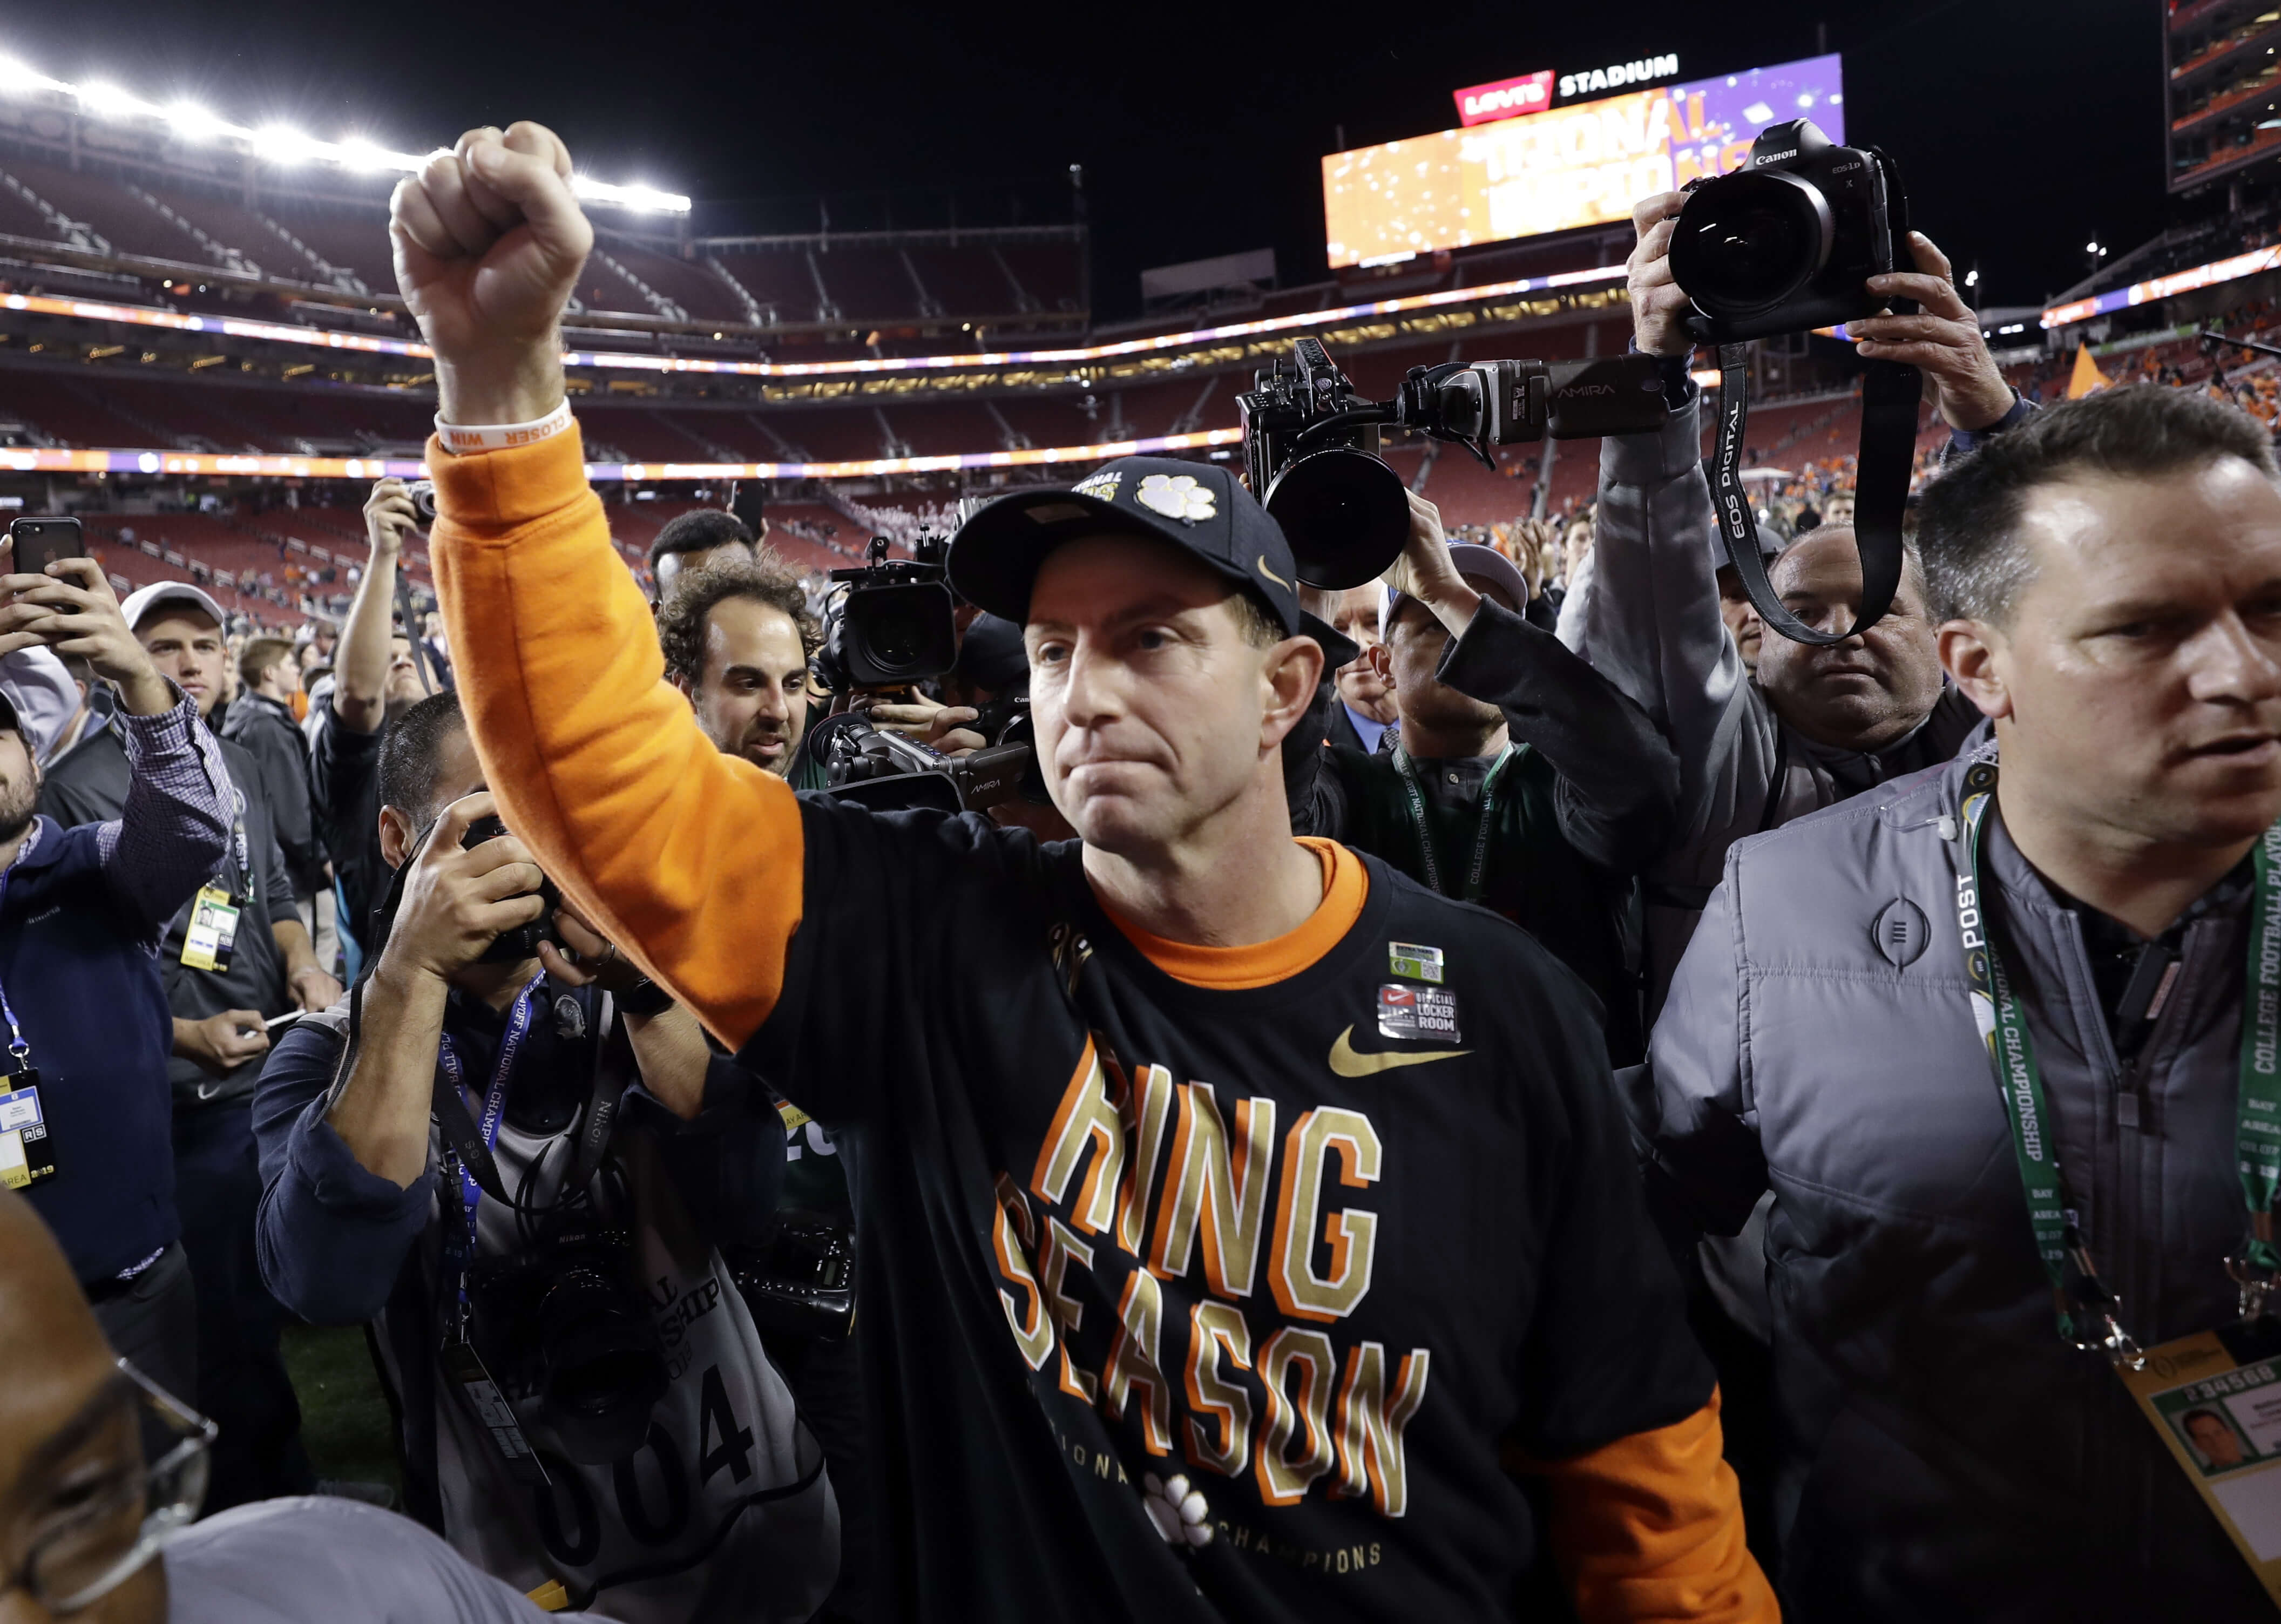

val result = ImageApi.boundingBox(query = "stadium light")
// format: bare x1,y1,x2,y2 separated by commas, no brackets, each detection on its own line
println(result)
337,137,415,173
77,82,160,121
0,44,689,209
0,57,69,96
571,177,694,213
253,124,318,164
165,101,241,143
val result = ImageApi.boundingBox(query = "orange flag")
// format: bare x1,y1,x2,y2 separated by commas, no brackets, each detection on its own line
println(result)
2067,344,2111,399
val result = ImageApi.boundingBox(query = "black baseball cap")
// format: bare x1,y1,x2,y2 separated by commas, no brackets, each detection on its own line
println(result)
947,457,1302,637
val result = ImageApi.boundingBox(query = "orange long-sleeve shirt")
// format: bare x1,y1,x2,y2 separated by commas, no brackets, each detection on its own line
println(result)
430,426,800,1047
428,424,1777,1623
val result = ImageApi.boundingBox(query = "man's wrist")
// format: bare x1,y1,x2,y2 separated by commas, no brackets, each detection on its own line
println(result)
1420,579,1484,638
1945,376,2019,434
435,348,570,435
113,668,175,718
370,947,448,1001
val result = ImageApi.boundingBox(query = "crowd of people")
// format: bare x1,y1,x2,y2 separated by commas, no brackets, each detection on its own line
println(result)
6,119,2281,1624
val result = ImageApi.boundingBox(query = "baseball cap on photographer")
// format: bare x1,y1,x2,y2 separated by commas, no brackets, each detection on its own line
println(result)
1381,543,1533,640
947,457,1302,637
118,580,228,633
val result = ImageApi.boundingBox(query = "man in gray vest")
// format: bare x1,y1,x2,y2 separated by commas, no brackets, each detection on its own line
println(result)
1632,383,2281,1617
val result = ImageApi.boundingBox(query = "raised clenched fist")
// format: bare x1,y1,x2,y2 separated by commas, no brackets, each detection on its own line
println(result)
389,121,591,427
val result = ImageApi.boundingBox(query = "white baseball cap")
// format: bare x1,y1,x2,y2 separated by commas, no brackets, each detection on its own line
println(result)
0,646,85,765
119,580,228,633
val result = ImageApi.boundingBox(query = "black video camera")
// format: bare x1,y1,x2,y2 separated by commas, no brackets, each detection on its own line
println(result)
809,710,1033,814
1670,119,1903,343
465,1220,668,1465
1238,337,1666,587
815,536,959,691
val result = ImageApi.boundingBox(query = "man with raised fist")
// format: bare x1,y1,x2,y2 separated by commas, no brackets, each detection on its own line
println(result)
395,123,1774,1624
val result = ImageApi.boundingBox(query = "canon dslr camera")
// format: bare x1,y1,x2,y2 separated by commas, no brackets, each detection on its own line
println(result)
1238,337,1664,587
1669,118,1902,343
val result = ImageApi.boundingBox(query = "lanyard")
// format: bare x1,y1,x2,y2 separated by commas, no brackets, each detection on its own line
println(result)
1391,743,1519,905
0,852,29,1070
222,810,252,899
1956,757,2281,1365
436,982,540,1323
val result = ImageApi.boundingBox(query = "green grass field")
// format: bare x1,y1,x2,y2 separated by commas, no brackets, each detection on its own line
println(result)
281,1322,402,1497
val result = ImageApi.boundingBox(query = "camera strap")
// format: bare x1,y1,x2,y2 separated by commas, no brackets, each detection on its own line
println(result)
394,570,440,695
558,994,632,1205
1708,342,1921,647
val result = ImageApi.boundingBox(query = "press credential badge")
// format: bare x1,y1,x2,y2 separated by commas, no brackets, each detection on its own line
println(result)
2120,1324,2281,1606
0,1070,54,1190
180,885,241,973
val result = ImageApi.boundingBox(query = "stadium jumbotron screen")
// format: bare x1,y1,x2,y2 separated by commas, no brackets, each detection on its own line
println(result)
1322,52,1844,267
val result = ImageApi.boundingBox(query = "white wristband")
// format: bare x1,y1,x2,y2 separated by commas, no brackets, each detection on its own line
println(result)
434,399,574,456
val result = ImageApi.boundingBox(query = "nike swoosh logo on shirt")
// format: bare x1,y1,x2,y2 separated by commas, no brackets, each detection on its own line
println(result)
1257,554,1292,591
1326,1025,1471,1077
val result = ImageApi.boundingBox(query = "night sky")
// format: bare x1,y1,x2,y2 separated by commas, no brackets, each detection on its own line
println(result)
0,0,2167,320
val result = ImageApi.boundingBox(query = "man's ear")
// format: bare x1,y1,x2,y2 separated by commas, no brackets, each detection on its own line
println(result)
1939,619,2012,721
377,804,416,870
668,671,696,703
1260,635,1325,750
1365,640,1395,692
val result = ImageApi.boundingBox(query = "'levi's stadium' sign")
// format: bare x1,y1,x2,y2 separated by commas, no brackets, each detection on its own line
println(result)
1453,71,1554,126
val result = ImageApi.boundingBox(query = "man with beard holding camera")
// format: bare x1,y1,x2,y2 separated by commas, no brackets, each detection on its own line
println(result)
1575,191,2026,1010
251,689,836,1622
396,121,1770,1624
1285,494,1677,1063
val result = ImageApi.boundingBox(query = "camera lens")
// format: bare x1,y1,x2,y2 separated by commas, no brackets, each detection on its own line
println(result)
1670,172,1835,317
534,1262,668,1464
1264,449,1413,591
864,600,929,673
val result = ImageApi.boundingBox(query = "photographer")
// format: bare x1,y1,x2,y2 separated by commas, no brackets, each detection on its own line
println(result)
1570,191,2023,1009
0,548,230,1408
655,555,820,783
1634,383,2281,1618
399,124,1771,1624
1286,491,1678,1061
316,477,435,964
252,688,835,1621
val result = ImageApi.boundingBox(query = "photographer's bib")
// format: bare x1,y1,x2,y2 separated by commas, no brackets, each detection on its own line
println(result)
421,993,833,1624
